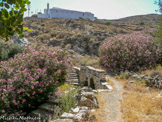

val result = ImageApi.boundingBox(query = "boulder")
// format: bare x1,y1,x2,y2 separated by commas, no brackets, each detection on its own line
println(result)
14,37,29,46
60,113,75,119
78,96,98,108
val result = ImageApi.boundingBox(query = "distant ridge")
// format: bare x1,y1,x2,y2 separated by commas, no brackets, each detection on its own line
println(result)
101,14,161,25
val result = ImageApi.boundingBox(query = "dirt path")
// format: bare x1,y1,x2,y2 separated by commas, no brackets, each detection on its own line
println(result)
93,77,124,122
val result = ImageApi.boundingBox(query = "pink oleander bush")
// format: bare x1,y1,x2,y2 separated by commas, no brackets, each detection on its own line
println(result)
0,44,72,117
100,32,161,71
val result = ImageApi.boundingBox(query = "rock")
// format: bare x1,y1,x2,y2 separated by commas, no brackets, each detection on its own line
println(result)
52,119,73,122
60,113,75,119
73,110,89,122
92,96,99,108
129,80,135,84
73,112,85,122
71,107,80,114
79,87,92,92
81,92,94,99
89,115,97,121
14,37,29,46
80,106,89,110
132,75,140,80
91,109,95,112
78,96,97,108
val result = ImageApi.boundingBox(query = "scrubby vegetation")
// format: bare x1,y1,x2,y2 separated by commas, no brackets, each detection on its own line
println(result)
23,14,161,56
105,20,111,25
0,44,72,117
74,55,100,68
100,32,160,71
119,78,162,122
58,84,76,91
60,88,78,112
0,42,24,61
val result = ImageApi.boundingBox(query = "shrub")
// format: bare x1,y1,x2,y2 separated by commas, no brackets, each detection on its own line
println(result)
79,17,84,20
105,20,111,25
65,44,72,49
0,42,24,61
31,14,37,18
60,89,78,112
94,17,98,21
117,72,130,79
100,32,160,71
139,21,145,25
23,27,33,32
58,84,76,91
41,24,45,26
155,16,162,50
0,44,72,117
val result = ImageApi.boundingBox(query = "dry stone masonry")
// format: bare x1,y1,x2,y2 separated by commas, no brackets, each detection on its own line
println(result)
125,72,162,89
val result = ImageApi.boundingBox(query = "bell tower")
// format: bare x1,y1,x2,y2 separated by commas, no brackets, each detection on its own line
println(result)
47,3,49,14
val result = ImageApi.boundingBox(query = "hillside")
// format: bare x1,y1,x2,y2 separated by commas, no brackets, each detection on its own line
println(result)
104,14,161,25
23,14,160,56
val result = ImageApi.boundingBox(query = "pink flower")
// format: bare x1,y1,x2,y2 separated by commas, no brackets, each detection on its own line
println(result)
2,110,5,113
22,99,26,103
31,85,34,90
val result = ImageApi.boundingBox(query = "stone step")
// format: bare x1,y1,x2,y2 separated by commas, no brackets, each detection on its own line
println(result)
30,109,49,121
71,82,79,86
38,103,55,113
66,79,79,82
47,97,60,105
68,75,78,77
67,77,78,80
68,73,78,76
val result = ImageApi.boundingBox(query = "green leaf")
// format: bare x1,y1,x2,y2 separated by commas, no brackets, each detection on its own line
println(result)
4,10,9,18
5,3,10,9
0,3,3,7
0,0,31,41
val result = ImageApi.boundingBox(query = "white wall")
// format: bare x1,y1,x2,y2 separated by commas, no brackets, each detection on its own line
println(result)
49,9,94,21
38,8,95,21
38,14,49,18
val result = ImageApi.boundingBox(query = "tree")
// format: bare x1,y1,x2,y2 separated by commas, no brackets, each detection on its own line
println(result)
155,0,162,49
156,0,162,13
31,14,37,18
0,0,30,41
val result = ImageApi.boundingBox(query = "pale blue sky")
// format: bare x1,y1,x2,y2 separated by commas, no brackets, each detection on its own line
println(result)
24,0,159,19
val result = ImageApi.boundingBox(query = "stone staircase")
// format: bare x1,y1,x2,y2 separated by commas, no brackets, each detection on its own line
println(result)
66,70,80,86
28,70,80,121
28,96,62,122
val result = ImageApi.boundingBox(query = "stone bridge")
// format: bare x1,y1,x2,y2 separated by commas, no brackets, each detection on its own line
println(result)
73,66,108,89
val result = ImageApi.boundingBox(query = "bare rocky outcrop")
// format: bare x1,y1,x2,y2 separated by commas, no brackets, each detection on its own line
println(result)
23,15,160,56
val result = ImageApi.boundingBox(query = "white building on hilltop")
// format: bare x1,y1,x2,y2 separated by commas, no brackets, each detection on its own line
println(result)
38,3,95,21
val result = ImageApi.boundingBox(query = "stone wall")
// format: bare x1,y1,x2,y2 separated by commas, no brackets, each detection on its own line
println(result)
76,66,106,89
126,72,162,89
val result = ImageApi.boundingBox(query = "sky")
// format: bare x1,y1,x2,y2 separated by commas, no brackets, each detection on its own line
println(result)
24,0,160,19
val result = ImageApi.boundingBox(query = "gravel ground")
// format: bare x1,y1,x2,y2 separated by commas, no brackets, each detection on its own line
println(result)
97,77,124,122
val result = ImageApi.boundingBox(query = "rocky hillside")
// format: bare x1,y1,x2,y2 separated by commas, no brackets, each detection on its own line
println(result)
103,14,161,25
23,14,160,56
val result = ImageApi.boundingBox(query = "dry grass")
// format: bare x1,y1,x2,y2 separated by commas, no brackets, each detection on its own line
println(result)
141,65,162,76
58,84,76,92
106,77,114,86
88,93,107,122
119,78,162,122
74,55,101,68
122,91,162,122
